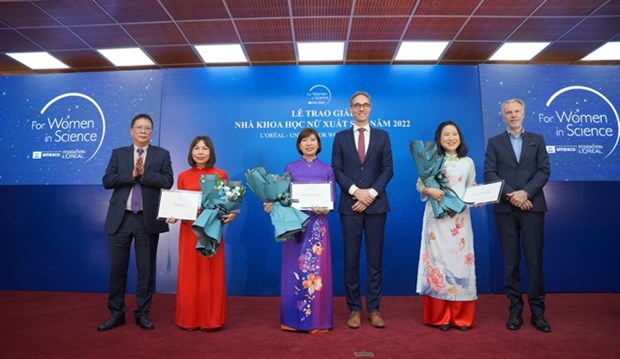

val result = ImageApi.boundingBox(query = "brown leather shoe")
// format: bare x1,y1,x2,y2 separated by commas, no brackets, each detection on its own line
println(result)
347,311,361,329
368,311,385,328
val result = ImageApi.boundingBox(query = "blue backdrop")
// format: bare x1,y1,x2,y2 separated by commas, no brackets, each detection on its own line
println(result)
479,65,620,181
0,71,163,185
0,65,618,296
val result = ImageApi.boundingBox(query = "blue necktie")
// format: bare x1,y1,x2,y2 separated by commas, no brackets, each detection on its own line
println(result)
131,148,144,213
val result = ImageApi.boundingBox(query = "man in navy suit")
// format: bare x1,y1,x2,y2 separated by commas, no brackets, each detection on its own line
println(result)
332,91,393,329
97,114,173,331
484,99,552,333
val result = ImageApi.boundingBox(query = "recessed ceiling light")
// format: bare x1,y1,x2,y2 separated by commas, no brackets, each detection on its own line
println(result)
97,48,155,67
581,42,620,61
194,44,248,64
394,41,449,61
6,52,69,70
297,42,344,62
489,42,550,61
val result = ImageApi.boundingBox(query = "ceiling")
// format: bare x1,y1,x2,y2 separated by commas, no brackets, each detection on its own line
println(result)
0,0,619,75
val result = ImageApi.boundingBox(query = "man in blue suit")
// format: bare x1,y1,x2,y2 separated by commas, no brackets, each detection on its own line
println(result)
484,98,552,333
97,114,173,331
332,91,393,329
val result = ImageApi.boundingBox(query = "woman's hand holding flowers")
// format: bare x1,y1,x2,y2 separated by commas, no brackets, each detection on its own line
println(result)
221,212,237,224
424,187,445,202
263,202,273,214
310,207,330,216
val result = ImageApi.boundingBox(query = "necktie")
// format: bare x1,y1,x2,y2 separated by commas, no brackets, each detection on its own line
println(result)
357,128,366,162
131,148,144,213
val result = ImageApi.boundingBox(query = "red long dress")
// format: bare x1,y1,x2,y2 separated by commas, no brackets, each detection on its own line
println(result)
175,166,228,330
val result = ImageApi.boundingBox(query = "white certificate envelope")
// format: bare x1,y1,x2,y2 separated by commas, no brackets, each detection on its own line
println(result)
157,189,202,221
463,180,504,205
291,182,333,210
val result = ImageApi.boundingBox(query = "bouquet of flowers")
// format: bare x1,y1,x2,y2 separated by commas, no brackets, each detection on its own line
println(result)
245,167,309,242
192,174,245,257
409,140,467,218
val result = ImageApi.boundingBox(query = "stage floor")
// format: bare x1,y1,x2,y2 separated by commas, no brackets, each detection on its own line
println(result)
1,291,618,358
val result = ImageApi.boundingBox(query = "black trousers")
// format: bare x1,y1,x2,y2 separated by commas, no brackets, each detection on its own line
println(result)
495,210,546,315
107,211,159,318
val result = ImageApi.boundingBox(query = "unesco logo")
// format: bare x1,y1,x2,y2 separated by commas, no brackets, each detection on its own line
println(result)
545,85,619,158
306,84,332,105
35,92,106,162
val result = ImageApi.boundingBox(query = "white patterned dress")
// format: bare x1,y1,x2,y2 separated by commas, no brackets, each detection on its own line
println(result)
416,155,477,302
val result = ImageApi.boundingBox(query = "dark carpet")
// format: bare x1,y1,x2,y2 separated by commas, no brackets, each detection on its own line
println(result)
1,291,618,358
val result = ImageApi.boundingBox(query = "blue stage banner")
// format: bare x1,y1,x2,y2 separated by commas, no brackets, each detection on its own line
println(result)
158,66,486,212
157,65,486,294
159,65,484,176
0,70,163,185
479,65,620,181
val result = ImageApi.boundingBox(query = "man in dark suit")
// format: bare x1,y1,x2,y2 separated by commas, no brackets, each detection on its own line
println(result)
97,114,173,331
484,98,552,333
332,91,393,329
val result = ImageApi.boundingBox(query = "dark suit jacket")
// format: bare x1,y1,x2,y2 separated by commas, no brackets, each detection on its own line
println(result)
103,144,174,235
484,131,550,214
332,127,393,215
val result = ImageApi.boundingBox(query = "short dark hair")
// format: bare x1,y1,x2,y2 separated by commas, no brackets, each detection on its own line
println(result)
434,120,468,158
187,135,216,168
296,127,322,155
131,113,153,128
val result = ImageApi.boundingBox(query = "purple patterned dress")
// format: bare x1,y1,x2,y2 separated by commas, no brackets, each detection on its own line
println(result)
280,157,334,331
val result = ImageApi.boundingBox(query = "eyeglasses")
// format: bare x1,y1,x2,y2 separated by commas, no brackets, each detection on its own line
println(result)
133,126,152,132
352,103,370,110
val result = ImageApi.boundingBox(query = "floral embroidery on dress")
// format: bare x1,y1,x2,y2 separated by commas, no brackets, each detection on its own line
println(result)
303,273,323,295
442,163,463,185
293,217,326,321
416,156,477,301
426,265,446,293
447,285,458,298
422,252,432,266
450,217,465,236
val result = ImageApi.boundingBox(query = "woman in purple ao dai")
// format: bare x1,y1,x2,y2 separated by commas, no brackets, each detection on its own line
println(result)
265,127,334,333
